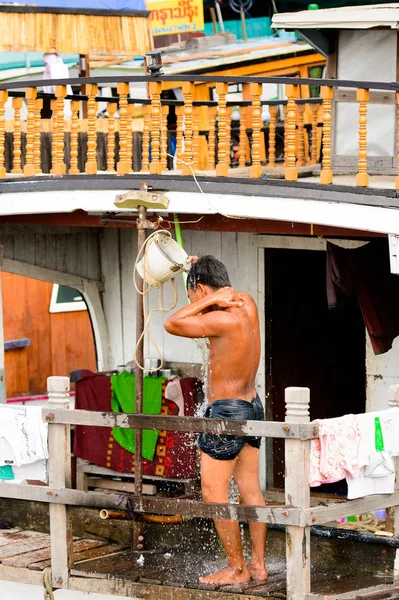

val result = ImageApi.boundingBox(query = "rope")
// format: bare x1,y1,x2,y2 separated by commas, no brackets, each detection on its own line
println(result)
337,513,386,534
42,567,54,600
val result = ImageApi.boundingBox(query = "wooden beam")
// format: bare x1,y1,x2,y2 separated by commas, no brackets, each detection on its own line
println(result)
0,484,302,525
3,257,103,290
42,407,319,439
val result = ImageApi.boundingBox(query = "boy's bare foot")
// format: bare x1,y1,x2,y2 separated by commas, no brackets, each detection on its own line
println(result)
199,564,251,585
248,562,268,583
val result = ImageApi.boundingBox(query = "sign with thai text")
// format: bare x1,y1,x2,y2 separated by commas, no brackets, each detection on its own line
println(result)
147,0,204,36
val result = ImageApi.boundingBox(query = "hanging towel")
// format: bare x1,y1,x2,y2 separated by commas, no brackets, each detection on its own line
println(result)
309,414,362,487
111,371,166,462
165,377,185,416
347,409,399,499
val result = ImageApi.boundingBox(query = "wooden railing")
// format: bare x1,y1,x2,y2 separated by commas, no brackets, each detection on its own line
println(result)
1,74,397,187
1,376,399,600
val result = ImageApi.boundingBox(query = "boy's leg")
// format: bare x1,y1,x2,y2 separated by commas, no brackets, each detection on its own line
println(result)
199,451,250,584
234,444,267,581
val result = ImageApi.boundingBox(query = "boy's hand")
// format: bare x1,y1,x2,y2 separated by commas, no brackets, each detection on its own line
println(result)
211,287,243,309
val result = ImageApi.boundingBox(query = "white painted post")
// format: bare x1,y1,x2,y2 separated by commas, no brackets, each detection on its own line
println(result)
285,387,311,600
388,384,399,578
47,376,73,588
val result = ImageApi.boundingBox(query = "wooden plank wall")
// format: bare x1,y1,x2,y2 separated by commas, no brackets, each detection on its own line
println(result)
3,272,97,398
0,225,102,282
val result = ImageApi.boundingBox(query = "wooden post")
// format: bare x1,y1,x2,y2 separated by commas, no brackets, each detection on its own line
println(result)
386,385,399,544
320,86,334,185
23,87,37,176
34,98,43,175
69,100,80,175
50,99,57,174
192,106,200,170
396,92,399,191
283,104,288,166
311,103,320,165
47,376,73,588
161,104,169,171
208,106,217,170
106,102,117,173
126,103,134,174
216,82,229,177
52,86,67,176
141,104,151,172
85,83,98,175
175,105,184,170
356,88,370,187
149,81,162,175
182,82,194,176
117,82,129,176
11,97,23,174
267,105,278,168
238,106,247,168
249,82,262,178
296,103,306,168
284,85,299,181
285,387,311,600
0,91,8,178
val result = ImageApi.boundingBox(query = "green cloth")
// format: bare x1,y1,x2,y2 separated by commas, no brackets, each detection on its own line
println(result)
111,371,165,462
0,465,14,480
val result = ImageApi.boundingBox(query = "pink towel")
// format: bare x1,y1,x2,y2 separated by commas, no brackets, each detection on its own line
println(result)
309,415,362,487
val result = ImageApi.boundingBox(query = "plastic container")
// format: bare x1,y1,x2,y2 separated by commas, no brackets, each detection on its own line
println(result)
136,232,189,288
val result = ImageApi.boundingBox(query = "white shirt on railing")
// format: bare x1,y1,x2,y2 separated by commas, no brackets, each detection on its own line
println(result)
0,405,48,484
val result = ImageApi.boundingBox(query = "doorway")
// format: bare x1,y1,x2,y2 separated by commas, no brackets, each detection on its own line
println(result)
265,248,366,490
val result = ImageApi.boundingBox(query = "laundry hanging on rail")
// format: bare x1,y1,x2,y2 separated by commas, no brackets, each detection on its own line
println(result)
0,405,48,484
326,239,399,355
346,409,399,499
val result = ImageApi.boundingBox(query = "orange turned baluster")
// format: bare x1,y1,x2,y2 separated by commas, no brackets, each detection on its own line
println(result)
51,85,67,176
182,82,194,175
320,86,334,185
127,102,135,173
208,106,217,170
50,98,57,173
117,82,129,176
0,91,8,178
149,81,162,175
216,82,228,176
106,102,117,173
141,104,151,172
356,88,370,187
296,103,306,168
34,98,43,175
175,105,184,170
283,104,288,166
192,106,200,170
238,106,247,169
85,83,98,175
250,82,262,179
284,84,299,181
69,100,80,175
24,87,37,176
226,106,233,169
11,97,23,174
396,92,399,190
311,103,320,165
267,105,278,168
161,104,169,171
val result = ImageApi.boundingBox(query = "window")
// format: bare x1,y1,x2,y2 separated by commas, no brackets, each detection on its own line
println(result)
49,284,87,313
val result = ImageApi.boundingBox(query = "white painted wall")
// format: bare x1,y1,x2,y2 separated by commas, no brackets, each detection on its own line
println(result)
335,30,396,158
366,335,399,413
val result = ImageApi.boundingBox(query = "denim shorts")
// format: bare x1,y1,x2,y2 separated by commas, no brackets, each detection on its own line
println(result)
198,395,265,461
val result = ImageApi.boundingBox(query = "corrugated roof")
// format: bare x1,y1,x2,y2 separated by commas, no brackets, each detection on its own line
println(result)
272,3,399,30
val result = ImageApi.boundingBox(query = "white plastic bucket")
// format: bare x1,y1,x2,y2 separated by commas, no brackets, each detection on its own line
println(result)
136,232,189,288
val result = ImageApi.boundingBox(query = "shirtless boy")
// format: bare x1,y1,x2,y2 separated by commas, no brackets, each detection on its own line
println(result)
164,255,267,586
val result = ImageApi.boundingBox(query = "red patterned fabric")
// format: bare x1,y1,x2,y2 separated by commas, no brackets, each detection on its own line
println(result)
73,370,200,479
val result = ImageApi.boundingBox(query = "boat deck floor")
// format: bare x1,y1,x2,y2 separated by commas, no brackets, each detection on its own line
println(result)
2,528,399,599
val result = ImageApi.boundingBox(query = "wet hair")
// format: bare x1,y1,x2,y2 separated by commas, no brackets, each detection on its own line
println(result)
187,255,231,292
